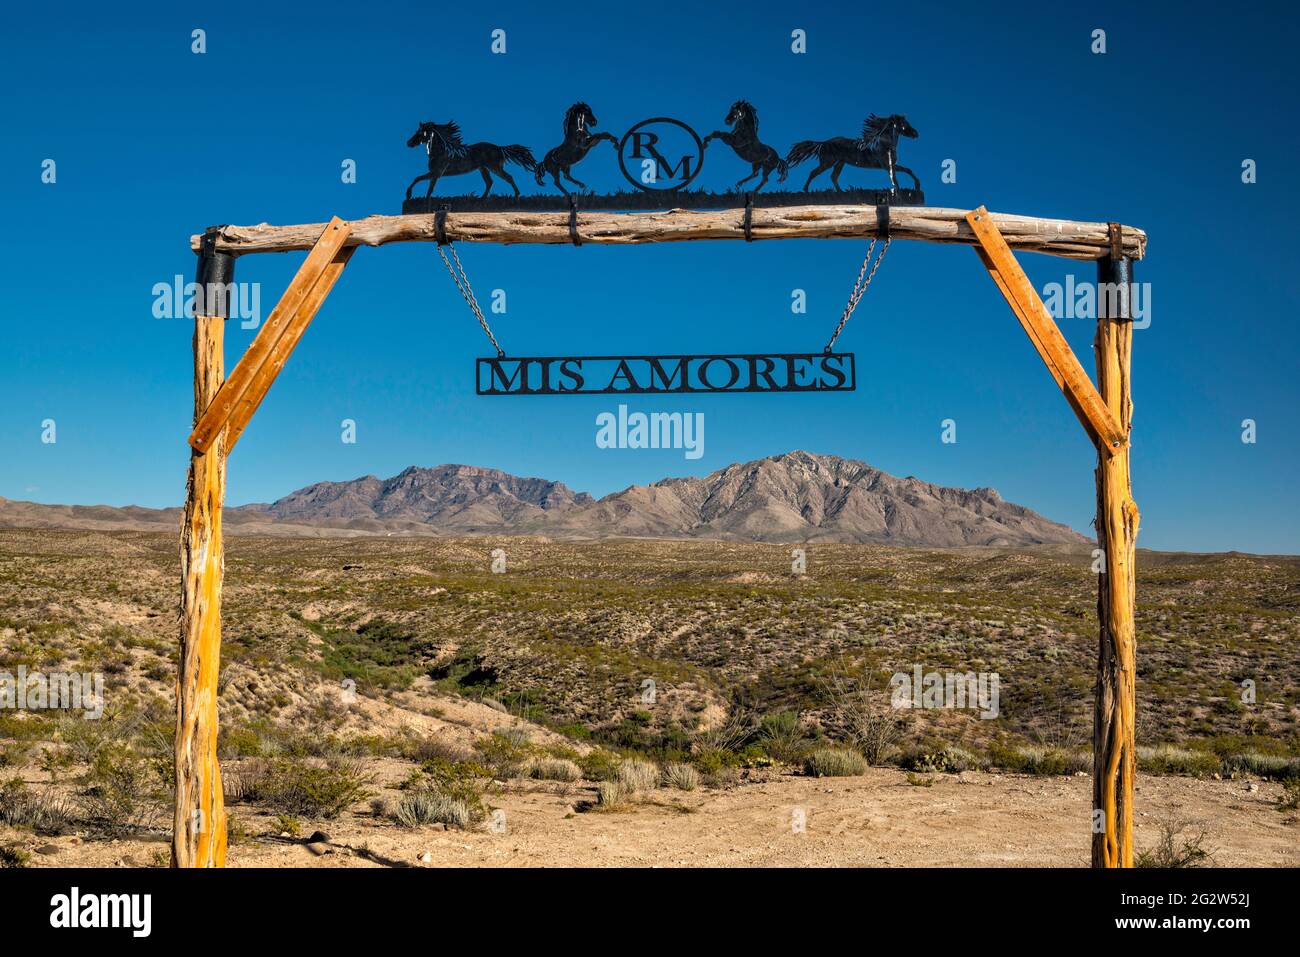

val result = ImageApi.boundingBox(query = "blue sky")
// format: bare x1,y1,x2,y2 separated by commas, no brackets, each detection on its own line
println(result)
1,1,1296,553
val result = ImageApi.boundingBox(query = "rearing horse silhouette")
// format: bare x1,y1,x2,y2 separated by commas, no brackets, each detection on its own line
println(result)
786,114,920,192
703,100,787,191
405,120,537,199
535,102,617,195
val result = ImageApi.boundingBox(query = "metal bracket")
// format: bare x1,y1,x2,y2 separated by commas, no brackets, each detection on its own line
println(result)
568,197,582,246
743,192,754,242
196,225,235,319
876,204,891,240
435,205,450,246
1107,222,1123,261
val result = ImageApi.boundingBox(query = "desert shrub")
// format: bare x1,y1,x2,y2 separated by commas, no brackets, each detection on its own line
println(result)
758,711,809,764
1136,819,1217,868
1279,778,1300,811
817,660,902,765
616,758,659,794
595,780,626,809
0,845,29,868
905,772,934,787
256,757,374,819
40,747,75,784
1223,752,1300,781
0,777,74,834
803,747,868,777
394,790,471,829
314,619,428,690
662,763,699,791
0,713,55,742
0,742,33,768
418,757,491,795
220,726,267,759
496,726,532,749
899,746,983,774
408,758,491,823
695,710,759,754
577,750,621,782
398,735,475,765
473,731,531,778
56,714,112,764
988,742,1089,776
82,743,163,827
1137,745,1222,778
224,760,268,804
691,746,740,774
273,814,301,837
526,758,581,782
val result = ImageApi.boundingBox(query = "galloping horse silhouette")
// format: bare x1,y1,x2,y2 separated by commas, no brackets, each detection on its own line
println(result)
405,120,538,199
786,114,920,192
535,102,617,195
703,100,787,191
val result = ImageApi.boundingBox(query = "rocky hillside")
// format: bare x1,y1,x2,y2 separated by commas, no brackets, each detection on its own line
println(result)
0,452,1088,546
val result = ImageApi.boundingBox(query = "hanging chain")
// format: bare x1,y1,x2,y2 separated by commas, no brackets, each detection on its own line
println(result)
438,244,505,357
823,236,891,353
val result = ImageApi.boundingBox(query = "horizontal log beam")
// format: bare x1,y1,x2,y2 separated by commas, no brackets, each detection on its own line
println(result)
190,206,1146,262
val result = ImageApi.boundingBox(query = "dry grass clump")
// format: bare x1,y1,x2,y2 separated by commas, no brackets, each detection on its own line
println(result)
526,757,582,782
616,758,659,794
661,763,700,791
803,747,868,777
0,777,74,833
595,780,627,809
394,790,472,829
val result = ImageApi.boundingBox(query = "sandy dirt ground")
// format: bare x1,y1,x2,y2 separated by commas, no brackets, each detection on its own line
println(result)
14,769,1296,869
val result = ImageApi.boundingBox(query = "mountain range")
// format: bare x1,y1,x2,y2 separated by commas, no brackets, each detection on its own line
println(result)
0,451,1089,546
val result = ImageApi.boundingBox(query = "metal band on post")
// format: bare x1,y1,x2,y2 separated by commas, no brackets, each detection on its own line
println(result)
743,193,754,242
196,226,235,320
1099,230,1134,325
435,205,450,246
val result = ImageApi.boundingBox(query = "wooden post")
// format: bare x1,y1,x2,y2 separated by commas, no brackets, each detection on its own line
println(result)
1092,248,1140,867
174,233,231,867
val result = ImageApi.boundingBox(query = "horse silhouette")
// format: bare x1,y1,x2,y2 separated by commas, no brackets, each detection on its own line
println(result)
786,114,920,192
405,120,537,199
703,100,787,191
535,102,617,195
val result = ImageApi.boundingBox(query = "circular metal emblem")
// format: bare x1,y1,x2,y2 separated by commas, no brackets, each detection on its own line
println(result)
617,117,705,193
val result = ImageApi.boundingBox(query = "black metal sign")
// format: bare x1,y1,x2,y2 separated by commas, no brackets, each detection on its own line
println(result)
618,117,705,192
404,102,923,213
476,353,856,396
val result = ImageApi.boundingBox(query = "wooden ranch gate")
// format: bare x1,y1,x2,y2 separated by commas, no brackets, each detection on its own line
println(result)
176,204,1146,868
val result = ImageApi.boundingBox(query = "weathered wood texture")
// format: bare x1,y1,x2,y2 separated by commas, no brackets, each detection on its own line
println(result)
1092,282,1139,868
188,218,352,454
965,208,1125,456
190,206,1146,261
174,311,227,868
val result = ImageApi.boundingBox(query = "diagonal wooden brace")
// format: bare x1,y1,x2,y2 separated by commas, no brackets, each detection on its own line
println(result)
222,245,354,452
965,206,1125,456
188,217,352,454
